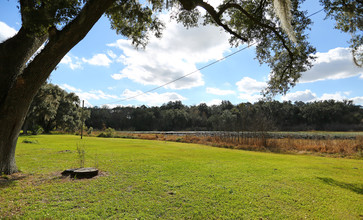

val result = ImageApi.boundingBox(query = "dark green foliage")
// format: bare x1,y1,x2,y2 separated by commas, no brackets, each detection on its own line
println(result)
23,83,90,134
86,100,363,132
105,0,165,47
97,127,115,138
21,139,39,144
87,127,93,135
20,0,83,35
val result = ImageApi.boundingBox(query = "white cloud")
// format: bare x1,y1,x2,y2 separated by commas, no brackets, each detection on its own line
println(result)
102,104,127,109
282,90,363,105
236,77,267,94
281,89,317,102
79,90,119,100
57,83,122,107
319,92,346,101
204,99,222,106
121,89,186,106
235,77,266,103
107,50,117,59
206,87,236,95
82,53,112,66
111,74,123,80
351,97,363,105
75,90,120,107
237,93,263,103
300,47,363,83
108,13,230,89
60,54,82,70
60,55,72,64
59,83,82,92
0,21,17,43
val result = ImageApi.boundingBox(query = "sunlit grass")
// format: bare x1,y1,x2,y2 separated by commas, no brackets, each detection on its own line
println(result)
0,135,362,219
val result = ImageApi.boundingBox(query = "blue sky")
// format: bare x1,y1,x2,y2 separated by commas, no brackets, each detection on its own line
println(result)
1,0,362,107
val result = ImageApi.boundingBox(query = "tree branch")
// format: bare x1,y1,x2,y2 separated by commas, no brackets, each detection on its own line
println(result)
21,0,115,88
194,1,249,42
0,28,47,105
220,2,293,56
195,0,294,57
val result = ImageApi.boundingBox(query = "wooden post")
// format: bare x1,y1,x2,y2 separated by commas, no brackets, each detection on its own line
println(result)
81,100,84,139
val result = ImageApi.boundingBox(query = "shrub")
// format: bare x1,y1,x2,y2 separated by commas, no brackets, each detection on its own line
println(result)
22,139,39,144
97,127,115,138
87,127,93,135
32,125,43,135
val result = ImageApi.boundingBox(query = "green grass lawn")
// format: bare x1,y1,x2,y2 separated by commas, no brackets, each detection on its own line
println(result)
1,135,362,219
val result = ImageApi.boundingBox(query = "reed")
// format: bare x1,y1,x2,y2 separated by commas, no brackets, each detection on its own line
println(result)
112,131,363,158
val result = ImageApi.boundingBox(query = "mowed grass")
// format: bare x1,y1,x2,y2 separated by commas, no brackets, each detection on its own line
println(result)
1,135,362,219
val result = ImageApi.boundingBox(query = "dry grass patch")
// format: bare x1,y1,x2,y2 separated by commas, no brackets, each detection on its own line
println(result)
110,132,363,158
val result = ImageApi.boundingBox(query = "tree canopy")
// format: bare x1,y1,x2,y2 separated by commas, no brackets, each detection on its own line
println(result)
23,83,90,134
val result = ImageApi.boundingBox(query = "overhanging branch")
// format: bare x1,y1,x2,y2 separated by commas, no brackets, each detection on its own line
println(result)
195,0,294,57
195,1,248,43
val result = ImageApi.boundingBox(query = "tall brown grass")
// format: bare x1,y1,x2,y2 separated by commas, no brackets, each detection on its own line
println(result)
109,131,363,158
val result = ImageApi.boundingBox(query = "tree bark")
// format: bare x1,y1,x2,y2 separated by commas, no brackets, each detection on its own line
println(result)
0,0,115,174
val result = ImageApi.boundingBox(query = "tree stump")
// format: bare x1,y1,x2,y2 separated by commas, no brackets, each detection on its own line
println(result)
61,168,78,176
62,168,99,179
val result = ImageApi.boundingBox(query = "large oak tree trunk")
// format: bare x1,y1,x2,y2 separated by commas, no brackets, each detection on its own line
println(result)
0,0,114,174
0,75,40,174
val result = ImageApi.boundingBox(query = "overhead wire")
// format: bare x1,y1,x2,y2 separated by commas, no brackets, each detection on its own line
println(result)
104,44,253,105
101,8,324,106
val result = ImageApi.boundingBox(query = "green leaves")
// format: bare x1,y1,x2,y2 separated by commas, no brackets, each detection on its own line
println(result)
25,83,89,134
106,0,165,48
320,0,363,67
169,0,316,96
20,0,82,35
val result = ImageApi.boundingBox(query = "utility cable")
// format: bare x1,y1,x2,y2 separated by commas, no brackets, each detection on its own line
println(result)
101,8,324,106
104,44,253,105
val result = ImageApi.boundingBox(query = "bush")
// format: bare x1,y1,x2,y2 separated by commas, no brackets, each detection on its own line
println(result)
32,125,43,135
97,127,115,138
97,132,107,137
87,127,93,135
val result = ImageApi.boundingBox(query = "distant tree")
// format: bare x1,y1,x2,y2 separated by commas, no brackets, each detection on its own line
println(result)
55,92,90,133
221,101,234,111
161,101,185,110
160,108,189,130
132,106,156,130
23,83,62,134
23,83,89,134
220,110,237,131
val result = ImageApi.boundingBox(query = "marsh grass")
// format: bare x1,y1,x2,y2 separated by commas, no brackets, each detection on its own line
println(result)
111,132,363,158
0,135,362,219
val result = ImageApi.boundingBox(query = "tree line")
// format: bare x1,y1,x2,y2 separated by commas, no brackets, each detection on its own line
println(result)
24,84,363,133
86,100,363,132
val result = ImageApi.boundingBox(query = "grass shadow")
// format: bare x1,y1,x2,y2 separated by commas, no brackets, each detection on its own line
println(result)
317,177,363,195
0,173,28,189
